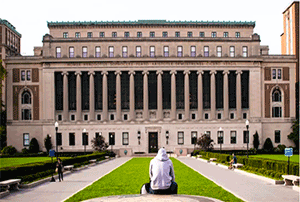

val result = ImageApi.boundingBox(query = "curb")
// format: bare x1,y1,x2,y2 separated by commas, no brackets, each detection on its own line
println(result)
0,190,9,199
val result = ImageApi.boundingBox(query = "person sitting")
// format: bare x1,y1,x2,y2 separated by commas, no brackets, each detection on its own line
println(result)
228,153,237,169
141,148,178,194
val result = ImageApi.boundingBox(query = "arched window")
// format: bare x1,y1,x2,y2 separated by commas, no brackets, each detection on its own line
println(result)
272,89,281,102
22,91,31,104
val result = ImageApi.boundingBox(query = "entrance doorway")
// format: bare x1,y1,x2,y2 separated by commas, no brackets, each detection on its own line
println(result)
148,132,158,153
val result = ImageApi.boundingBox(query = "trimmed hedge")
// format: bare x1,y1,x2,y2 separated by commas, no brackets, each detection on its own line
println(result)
196,151,299,176
0,152,106,182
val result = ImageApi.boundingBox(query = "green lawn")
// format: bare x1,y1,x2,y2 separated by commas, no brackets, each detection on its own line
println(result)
65,158,243,202
0,157,52,168
249,154,299,163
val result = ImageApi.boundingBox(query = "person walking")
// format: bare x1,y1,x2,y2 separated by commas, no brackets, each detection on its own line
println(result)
56,158,64,182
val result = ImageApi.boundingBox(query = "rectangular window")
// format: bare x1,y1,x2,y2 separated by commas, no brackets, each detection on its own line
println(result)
223,32,228,37
242,46,248,57
178,131,184,145
71,114,75,121
217,46,222,57
164,46,169,57
26,70,31,81
69,133,75,146
82,133,88,145
110,114,114,120
175,32,180,37
136,46,141,57
211,32,217,37
122,132,129,145
230,131,236,144
75,32,80,38
57,133,62,146
217,113,222,119
217,131,224,144
272,69,276,79
230,46,235,57
56,47,61,58
87,32,92,38
188,32,193,37
205,131,211,139
190,46,196,57
69,47,74,58
191,131,197,144
192,114,196,120
58,114,62,121
272,107,282,117
162,32,168,37
150,32,155,38
109,132,115,145
199,32,205,37
137,32,142,38
150,46,155,58
177,46,183,57
21,70,25,81
82,46,87,58
124,32,130,38
204,46,209,57
178,114,182,120
95,46,101,58
99,32,105,37
277,69,282,79
97,114,101,120
112,32,117,38
275,130,281,143
22,109,31,120
124,114,128,120
205,113,209,119
84,114,88,121
109,46,114,57
23,133,29,146
235,32,240,38
122,46,128,58
243,131,249,143
63,32,68,38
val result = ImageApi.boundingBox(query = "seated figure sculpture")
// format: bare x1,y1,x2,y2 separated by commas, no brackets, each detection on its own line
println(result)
141,148,178,194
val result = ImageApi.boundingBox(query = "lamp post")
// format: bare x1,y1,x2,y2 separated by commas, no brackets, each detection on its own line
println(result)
245,120,249,158
83,128,87,155
137,130,141,145
218,127,223,154
166,131,169,145
55,121,59,160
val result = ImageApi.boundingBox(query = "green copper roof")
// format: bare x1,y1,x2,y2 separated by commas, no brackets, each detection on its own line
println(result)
0,19,22,37
47,20,255,27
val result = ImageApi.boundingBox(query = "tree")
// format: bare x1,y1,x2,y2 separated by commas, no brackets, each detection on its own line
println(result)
44,134,53,153
197,134,214,151
253,131,260,150
91,136,109,152
263,138,274,153
29,138,40,153
288,119,299,150
0,60,7,150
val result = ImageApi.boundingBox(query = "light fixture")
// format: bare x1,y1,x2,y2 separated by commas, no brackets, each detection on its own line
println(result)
166,131,169,145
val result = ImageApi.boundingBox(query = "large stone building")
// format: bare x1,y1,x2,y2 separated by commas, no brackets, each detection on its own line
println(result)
5,20,296,156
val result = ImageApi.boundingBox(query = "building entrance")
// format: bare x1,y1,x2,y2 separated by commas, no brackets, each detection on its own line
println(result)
148,132,158,153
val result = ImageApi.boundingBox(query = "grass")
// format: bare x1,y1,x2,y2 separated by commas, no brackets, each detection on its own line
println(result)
65,158,243,202
0,157,52,168
249,154,299,163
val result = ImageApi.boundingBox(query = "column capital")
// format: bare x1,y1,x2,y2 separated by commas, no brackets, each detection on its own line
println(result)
142,70,149,75
61,71,69,76
88,71,95,76
210,70,217,75
156,70,163,75
236,70,243,75
184,70,190,75
115,71,122,75
197,70,204,75
128,70,136,75
101,71,108,75
170,70,177,75
223,70,230,75
75,71,82,76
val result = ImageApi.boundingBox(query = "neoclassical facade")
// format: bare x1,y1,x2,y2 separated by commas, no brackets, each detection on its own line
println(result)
5,20,296,156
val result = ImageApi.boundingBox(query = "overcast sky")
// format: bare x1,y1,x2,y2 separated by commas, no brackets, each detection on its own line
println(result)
1,0,295,55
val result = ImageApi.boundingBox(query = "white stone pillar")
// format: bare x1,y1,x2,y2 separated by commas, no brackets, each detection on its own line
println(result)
170,70,177,120
236,70,242,119
184,70,190,121
197,70,203,120
143,70,149,121
115,71,122,121
223,70,229,120
210,70,216,120
75,71,82,121
88,71,95,121
102,71,108,121
129,71,135,121
157,70,163,121
62,71,69,122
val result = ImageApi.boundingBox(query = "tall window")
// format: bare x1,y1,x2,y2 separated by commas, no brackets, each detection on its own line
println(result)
217,131,224,144
272,106,282,117
99,32,105,37
69,47,74,58
95,46,101,58
191,131,197,144
199,32,205,37
175,32,180,37
178,131,184,145
211,32,217,37
82,133,88,145
137,32,142,38
188,32,193,37
204,46,209,57
69,133,75,146
150,46,155,58
82,47,87,58
75,32,80,38
22,91,31,104
275,130,281,143
223,32,228,37
177,46,183,57
22,109,31,120
122,132,129,145
136,46,141,57
230,46,235,57
164,46,169,57
272,89,281,102
190,46,196,57
122,46,128,57
243,131,249,143
57,133,62,146
21,70,25,81
124,32,130,38
242,46,248,57
109,132,115,145
112,32,117,37
56,47,61,58
87,32,92,38
230,131,236,144
272,69,277,79
217,46,222,57
63,32,68,38
109,46,114,57
26,70,31,81
150,32,155,38
23,133,29,146
235,32,240,38
278,69,282,79
162,32,168,37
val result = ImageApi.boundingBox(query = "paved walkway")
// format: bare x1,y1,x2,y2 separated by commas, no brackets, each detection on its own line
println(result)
178,157,299,202
1,157,132,202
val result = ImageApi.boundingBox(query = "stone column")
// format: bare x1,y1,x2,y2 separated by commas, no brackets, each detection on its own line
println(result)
184,70,190,121
88,71,95,121
62,71,69,122
170,70,177,120
157,70,163,121
236,70,242,119
143,70,149,121
197,70,203,120
210,70,216,120
115,71,122,121
129,71,135,121
75,71,82,121
223,70,229,120
102,71,108,121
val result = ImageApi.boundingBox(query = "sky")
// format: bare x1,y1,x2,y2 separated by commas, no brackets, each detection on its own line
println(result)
1,0,296,55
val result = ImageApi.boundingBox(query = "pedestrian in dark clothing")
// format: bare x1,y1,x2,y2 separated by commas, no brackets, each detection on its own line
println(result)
56,158,64,182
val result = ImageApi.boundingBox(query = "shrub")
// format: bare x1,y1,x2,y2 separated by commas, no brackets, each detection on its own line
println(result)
253,131,260,150
274,144,286,153
44,134,52,153
29,138,40,153
263,138,274,153
91,136,109,152
1,145,17,155
22,148,29,154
